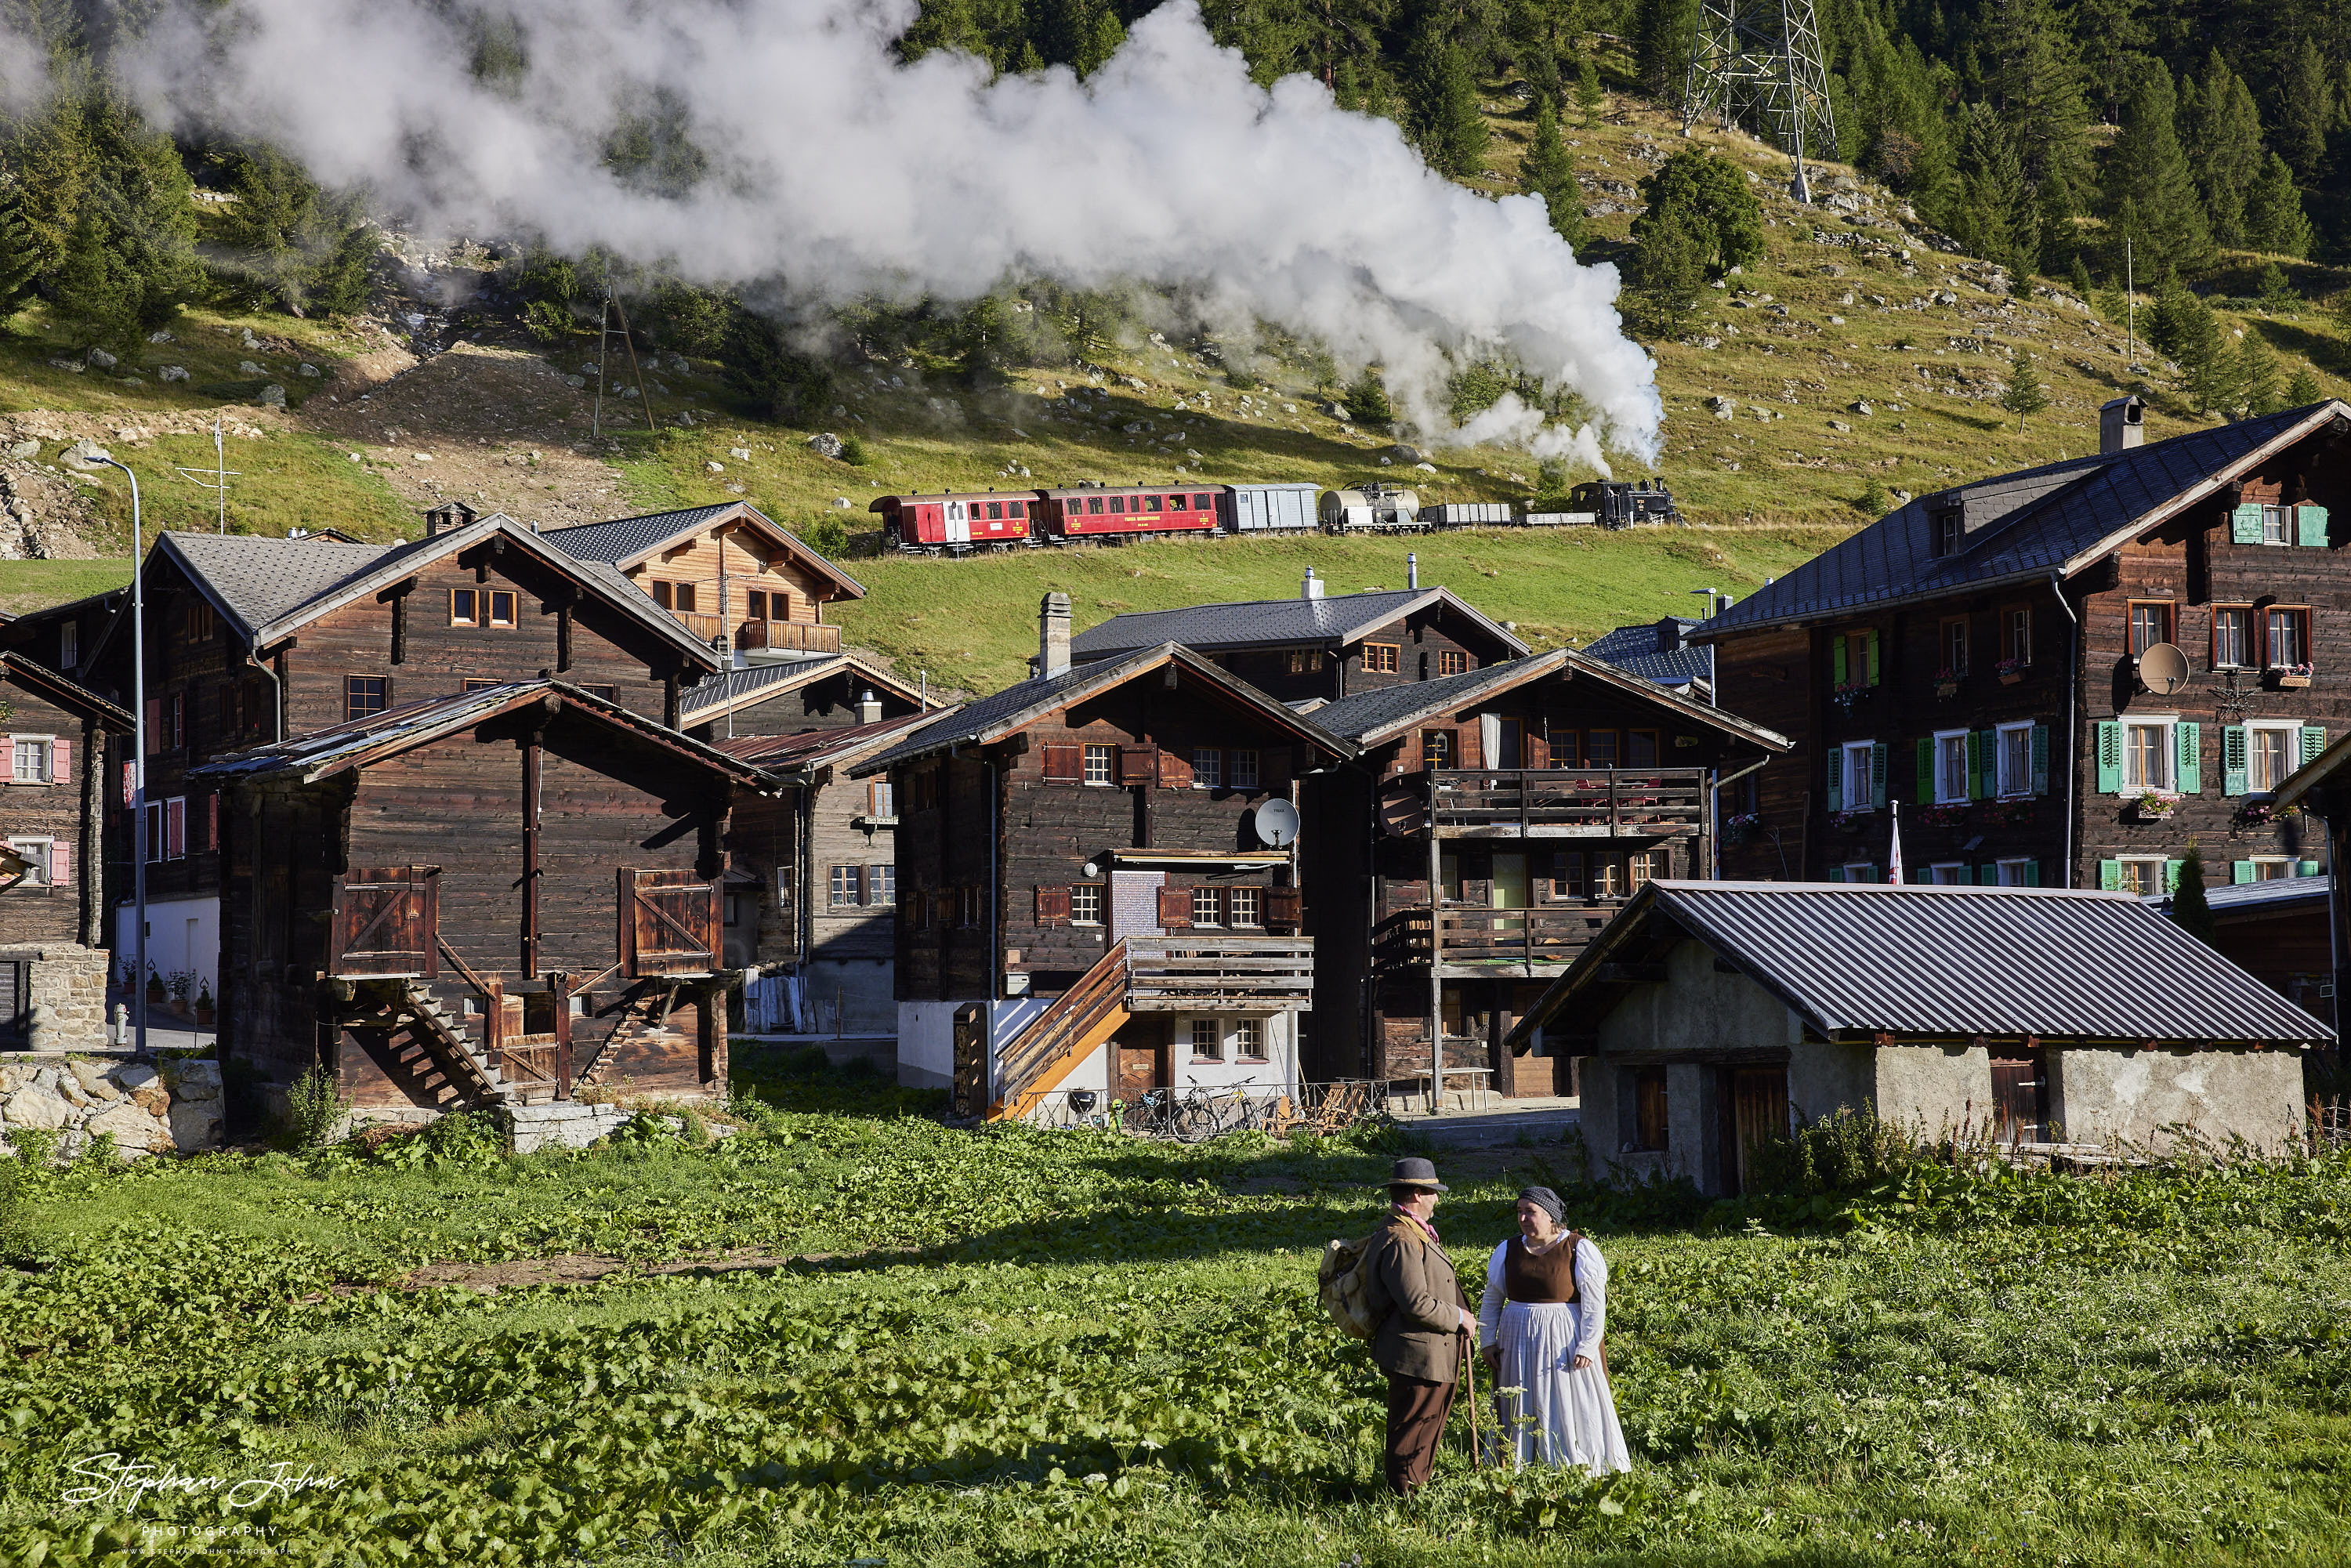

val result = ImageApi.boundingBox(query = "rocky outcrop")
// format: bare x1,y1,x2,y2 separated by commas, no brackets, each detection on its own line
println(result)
0,1055,223,1159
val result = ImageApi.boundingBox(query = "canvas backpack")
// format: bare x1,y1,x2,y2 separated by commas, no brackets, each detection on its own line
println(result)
1318,1235,1384,1341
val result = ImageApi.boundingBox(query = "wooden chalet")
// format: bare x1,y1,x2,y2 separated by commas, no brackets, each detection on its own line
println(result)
1067,573,1527,704
1508,882,2327,1193
1698,396,2351,893
190,681,766,1117
677,651,924,744
1297,649,1790,1100
0,654,130,1049
537,499,867,664
855,593,1355,1119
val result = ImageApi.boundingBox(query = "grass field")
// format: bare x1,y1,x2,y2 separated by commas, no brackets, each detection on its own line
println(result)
4,1056,2349,1566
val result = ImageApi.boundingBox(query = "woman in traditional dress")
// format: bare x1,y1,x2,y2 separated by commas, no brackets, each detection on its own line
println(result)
1475,1185,1632,1474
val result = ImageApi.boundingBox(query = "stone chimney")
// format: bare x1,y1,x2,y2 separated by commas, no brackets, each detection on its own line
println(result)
1038,591,1071,680
857,690,882,724
422,499,479,537
1302,567,1324,602
2099,394,2146,455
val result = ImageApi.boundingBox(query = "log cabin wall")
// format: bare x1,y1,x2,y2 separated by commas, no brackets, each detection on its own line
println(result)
725,789,801,971
1298,761,1374,1081
1196,610,1496,705
895,751,996,1001
616,523,839,628
1712,629,1812,881
0,676,106,947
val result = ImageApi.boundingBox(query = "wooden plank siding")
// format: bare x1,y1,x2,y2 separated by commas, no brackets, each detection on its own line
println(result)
1200,610,1494,704
615,522,841,632
0,672,116,948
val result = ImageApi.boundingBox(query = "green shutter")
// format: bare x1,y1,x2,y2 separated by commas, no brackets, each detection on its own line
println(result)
2223,726,2249,796
2298,503,2331,546
2233,860,2257,884
1916,737,1933,801
2030,724,2050,795
2096,721,2124,793
1871,742,1889,809
2099,860,2121,890
2165,859,2184,893
1979,864,1999,885
1832,636,1848,686
1826,750,1843,813
2176,720,2201,793
1866,630,1881,686
2232,502,2265,543
2299,859,2322,878
2302,726,2328,767
1962,730,1980,801
2023,860,2041,887
1825,864,1845,883
1976,728,1998,799
1856,864,1877,883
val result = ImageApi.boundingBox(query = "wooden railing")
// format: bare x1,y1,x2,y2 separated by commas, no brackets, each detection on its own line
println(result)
1123,936,1314,1012
1418,767,1708,838
1375,903,1617,970
994,939,1132,1120
674,610,724,642
737,617,840,654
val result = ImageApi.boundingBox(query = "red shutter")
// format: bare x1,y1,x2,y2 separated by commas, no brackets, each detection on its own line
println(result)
1118,745,1157,784
1157,749,1194,789
1524,733,1549,770
1042,744,1081,783
1157,885,1193,929
49,737,67,787
206,793,219,851
49,842,68,885
0,735,12,781
144,699,161,753
1034,885,1072,925
165,798,186,860
1266,887,1302,930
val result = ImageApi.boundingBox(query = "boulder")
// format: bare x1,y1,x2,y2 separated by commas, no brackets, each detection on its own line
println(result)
63,439,106,466
112,1062,160,1095
167,1061,223,1103
705,461,724,473
87,1099,168,1152
1829,419,1853,433
1388,444,1424,464
1851,400,1874,415
238,360,266,375
806,432,844,459
68,1059,117,1100
167,1098,223,1153
2,1085,71,1130
563,375,586,389
298,363,320,378
158,366,189,382
87,347,118,369
258,384,287,407
147,330,174,344
729,447,752,461
49,359,84,373
6,439,37,459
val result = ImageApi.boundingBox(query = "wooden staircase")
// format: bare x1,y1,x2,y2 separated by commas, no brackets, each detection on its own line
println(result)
988,940,1132,1122
399,980,523,1106
574,981,679,1090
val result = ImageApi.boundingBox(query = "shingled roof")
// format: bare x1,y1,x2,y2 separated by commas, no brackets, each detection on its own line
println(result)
1585,619,1712,690
1697,401,2349,637
160,533,389,632
1069,586,1529,661
538,500,866,599
1308,646,1791,751
678,650,923,721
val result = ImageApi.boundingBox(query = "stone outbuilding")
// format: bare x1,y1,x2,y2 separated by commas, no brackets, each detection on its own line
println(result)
1507,880,2329,1194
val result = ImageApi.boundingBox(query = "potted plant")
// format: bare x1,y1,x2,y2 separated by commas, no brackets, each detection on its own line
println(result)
1995,656,2028,686
1831,808,1871,832
1919,802,1970,827
1934,665,1962,699
166,969,195,1016
2268,661,2313,689
194,982,214,1028
1830,680,1871,712
2132,790,2183,821
1724,811,1761,845
145,965,165,1007
1992,798,2036,826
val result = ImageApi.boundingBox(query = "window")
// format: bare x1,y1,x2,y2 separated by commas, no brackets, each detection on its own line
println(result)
1193,748,1223,788
650,581,673,611
2128,601,2174,657
1590,853,1625,899
2114,857,2168,895
1362,643,1400,675
462,678,500,693
2250,857,2298,880
1934,731,1969,804
451,587,481,625
144,690,185,754
745,590,769,620
1082,744,1115,785
1234,1018,1266,1058
1438,650,1468,677
1228,749,1259,788
1285,649,1324,675
1928,863,1968,885
1628,849,1663,890
1632,1066,1668,1150
1934,510,1963,556
487,590,517,627
2263,503,2289,545
1996,722,2035,798
1189,1018,1223,1060
2123,718,2173,792
1552,851,1585,899
1422,730,1454,769
1996,858,2038,886
5,838,49,885
2213,607,2253,668
1146,494,1163,512
1069,883,1103,925
2003,607,2030,666
1841,862,1879,883
2265,606,2310,668
582,685,618,701
1108,495,1125,514
1940,617,1969,675
346,675,388,721
143,798,186,862
868,865,897,905
1228,886,1262,927
10,737,49,784
866,780,897,819
985,502,1002,520
2248,722,2299,794
1627,730,1659,767
673,583,697,614
830,865,862,905
1832,628,1878,688
1841,740,1877,812
1192,493,1213,511
1086,497,1104,514
1191,886,1223,926
187,599,216,642
959,885,984,928
58,622,76,671
1585,730,1618,768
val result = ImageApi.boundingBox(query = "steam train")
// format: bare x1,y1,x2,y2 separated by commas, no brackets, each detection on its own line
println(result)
871,476,1678,554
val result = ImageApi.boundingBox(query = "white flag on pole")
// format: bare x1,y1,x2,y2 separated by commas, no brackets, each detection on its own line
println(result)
1887,800,1905,885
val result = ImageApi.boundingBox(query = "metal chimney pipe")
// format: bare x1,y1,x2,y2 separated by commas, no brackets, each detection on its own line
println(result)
1407,552,1418,590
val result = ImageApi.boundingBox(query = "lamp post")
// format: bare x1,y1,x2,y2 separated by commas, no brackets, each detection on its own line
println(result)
86,447,147,1057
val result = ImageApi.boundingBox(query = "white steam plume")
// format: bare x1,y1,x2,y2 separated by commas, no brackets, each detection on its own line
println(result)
124,0,1659,465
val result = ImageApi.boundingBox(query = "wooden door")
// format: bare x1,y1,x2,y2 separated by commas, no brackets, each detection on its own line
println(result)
618,868,722,978
1490,852,1527,934
1498,719,1525,769
1114,1017,1167,1100
952,1003,987,1118
1727,1066,1789,1196
1990,1052,2047,1144
330,866,439,977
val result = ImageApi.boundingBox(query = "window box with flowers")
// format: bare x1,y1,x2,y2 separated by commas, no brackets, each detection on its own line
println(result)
1990,798,2036,827
2132,789,2184,821
1934,667,1962,700
1995,657,2028,686
2267,662,2314,690
1724,811,1761,844
1830,681,1871,712
1831,809,1871,833
1918,802,1970,828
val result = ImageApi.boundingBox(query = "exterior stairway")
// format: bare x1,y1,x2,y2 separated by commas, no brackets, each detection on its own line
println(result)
989,940,1132,1122
399,980,523,1106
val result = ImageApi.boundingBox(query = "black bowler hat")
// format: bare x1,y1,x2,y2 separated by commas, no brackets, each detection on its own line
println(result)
1384,1157,1449,1192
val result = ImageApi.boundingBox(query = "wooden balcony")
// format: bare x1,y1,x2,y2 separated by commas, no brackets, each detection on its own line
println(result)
1375,903,1618,976
737,617,840,654
674,610,724,642
1388,768,1709,839
1123,935,1314,1013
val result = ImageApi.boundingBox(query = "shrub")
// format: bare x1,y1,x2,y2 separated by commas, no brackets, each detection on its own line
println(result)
1743,1106,1928,1198
838,432,868,466
284,1059,350,1150
802,514,849,557
1344,367,1393,426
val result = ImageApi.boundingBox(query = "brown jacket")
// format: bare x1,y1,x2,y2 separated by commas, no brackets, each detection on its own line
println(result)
1364,1211,1469,1382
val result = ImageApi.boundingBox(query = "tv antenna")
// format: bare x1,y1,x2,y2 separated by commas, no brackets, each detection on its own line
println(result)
592,263,657,440
170,416,241,534
1682,0,1837,203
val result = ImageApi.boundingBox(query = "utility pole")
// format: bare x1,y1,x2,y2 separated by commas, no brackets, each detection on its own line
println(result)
1683,0,1836,203
87,447,147,1056
2125,238,2138,371
171,416,239,534
592,265,657,440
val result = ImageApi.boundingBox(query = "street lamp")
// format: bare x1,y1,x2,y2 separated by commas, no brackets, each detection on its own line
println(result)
84,447,147,1058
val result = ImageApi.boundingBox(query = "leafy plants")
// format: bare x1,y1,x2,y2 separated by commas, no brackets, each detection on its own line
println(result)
282,1056,349,1150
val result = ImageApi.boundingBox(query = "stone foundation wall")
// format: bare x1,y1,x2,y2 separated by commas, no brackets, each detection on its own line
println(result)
2,944,111,1053
0,1053,225,1158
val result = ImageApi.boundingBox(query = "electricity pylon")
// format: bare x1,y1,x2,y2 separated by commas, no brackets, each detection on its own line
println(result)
1682,0,1837,203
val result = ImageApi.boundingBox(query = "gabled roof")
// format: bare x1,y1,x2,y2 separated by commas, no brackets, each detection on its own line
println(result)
849,643,1359,777
716,710,944,775
678,651,924,722
0,651,132,730
1512,880,2334,1049
539,501,866,600
1068,586,1531,661
189,679,766,787
1307,647,1791,751
2143,873,2327,917
1585,619,1712,689
1696,402,2349,637
2276,728,2351,813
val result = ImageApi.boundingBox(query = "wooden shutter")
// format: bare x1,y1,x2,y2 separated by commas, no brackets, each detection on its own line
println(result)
2221,726,2248,795
206,794,219,852
1978,864,1999,885
2030,724,2049,795
2299,859,2322,878
2298,503,2331,546
1865,630,1882,685
48,842,67,885
2099,860,2121,890
1824,865,1845,883
1157,749,1194,788
2302,726,2328,766
1524,733,1550,769
165,798,185,860
618,867,722,978
2232,860,2255,884
1963,731,1983,800
144,698,161,754
1824,750,1843,813
2165,859,2184,893
2095,721,2123,793
2231,502,2265,542
1042,744,1081,783
1118,744,1157,784
1157,885,1193,929
120,762,133,807
1976,729,1997,799
330,865,438,977
1869,742,1888,809
1034,885,1072,925
1458,723,1482,769
2022,860,2040,886
1831,636,1848,686
2176,721,2201,793
48,737,67,788
1266,887,1302,930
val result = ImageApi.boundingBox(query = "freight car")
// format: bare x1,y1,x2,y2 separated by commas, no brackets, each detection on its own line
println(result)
1417,501,1514,528
871,491,1038,554
1220,482,1320,534
1319,482,1422,532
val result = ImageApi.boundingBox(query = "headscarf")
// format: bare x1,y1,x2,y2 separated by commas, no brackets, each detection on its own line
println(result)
1517,1186,1568,1227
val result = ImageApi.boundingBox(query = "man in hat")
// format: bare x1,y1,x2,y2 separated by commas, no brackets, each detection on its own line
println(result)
1362,1156,1476,1495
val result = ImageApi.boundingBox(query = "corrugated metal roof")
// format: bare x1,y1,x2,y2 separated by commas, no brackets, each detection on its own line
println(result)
538,504,740,563
1697,403,2344,636
1068,586,1530,660
715,710,940,770
1526,880,2331,1045
1307,647,1790,751
2144,873,2328,915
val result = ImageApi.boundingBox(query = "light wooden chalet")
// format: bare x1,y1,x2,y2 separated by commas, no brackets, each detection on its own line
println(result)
854,593,1356,1120
192,682,767,1119
1299,650,1789,1100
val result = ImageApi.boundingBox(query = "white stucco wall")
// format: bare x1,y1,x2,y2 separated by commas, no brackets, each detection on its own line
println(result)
2053,1045,2307,1154
114,895,218,998
1872,1042,1994,1138
896,1000,960,1088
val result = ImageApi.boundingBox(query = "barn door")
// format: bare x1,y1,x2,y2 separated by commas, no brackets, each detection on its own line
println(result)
618,868,722,978
329,866,439,977
952,1002,987,1118
1726,1066,1789,1197
1990,1052,2047,1145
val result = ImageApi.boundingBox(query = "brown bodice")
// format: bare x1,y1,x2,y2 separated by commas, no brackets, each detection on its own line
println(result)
1501,1233,1581,1304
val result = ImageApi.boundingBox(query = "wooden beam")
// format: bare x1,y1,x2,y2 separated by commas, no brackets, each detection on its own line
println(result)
522,732,542,979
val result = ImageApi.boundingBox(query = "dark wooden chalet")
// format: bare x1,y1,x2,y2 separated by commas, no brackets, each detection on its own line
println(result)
1698,397,2351,893
1067,574,1527,704
677,651,925,744
0,654,131,1050
854,592,1355,1119
190,681,766,1119
1297,649,1789,1101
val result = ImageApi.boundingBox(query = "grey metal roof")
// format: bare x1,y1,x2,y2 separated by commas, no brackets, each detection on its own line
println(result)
2144,873,2328,916
1697,403,2346,636
1585,619,1712,689
538,501,867,597
1523,880,2333,1046
159,532,391,636
1069,587,1531,660
1307,646,1791,751
678,652,920,718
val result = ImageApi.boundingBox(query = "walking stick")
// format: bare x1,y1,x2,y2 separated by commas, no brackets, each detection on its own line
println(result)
1461,1329,1483,1470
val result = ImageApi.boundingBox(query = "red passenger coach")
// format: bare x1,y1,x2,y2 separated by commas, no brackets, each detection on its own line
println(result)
871,491,1038,554
1039,485,1223,542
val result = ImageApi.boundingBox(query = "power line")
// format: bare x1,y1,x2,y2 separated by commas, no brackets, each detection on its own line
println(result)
1682,0,1837,204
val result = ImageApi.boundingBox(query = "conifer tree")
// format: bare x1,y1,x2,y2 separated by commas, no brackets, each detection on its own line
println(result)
1520,96,1585,246
1407,24,1489,179
2069,252,2095,304
1074,7,1125,76
2288,361,2324,406
2181,50,2262,247
2169,845,2219,947
1632,0,1698,100
1334,56,1363,112
1953,103,2023,265
2275,38,2333,183
1983,0,2092,195
0,185,39,322
2244,153,2313,259
1574,55,1603,129
2000,349,2049,429
1632,203,1708,331
2150,279,2229,412
1632,149,1763,273
2234,331,2283,418
2033,164,2074,276
2256,262,2297,310
1345,367,1393,427
2102,58,2210,273
47,210,141,353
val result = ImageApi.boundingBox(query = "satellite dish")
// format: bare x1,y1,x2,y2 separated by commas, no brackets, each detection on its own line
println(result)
1254,798,1301,848
2139,642,2191,695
